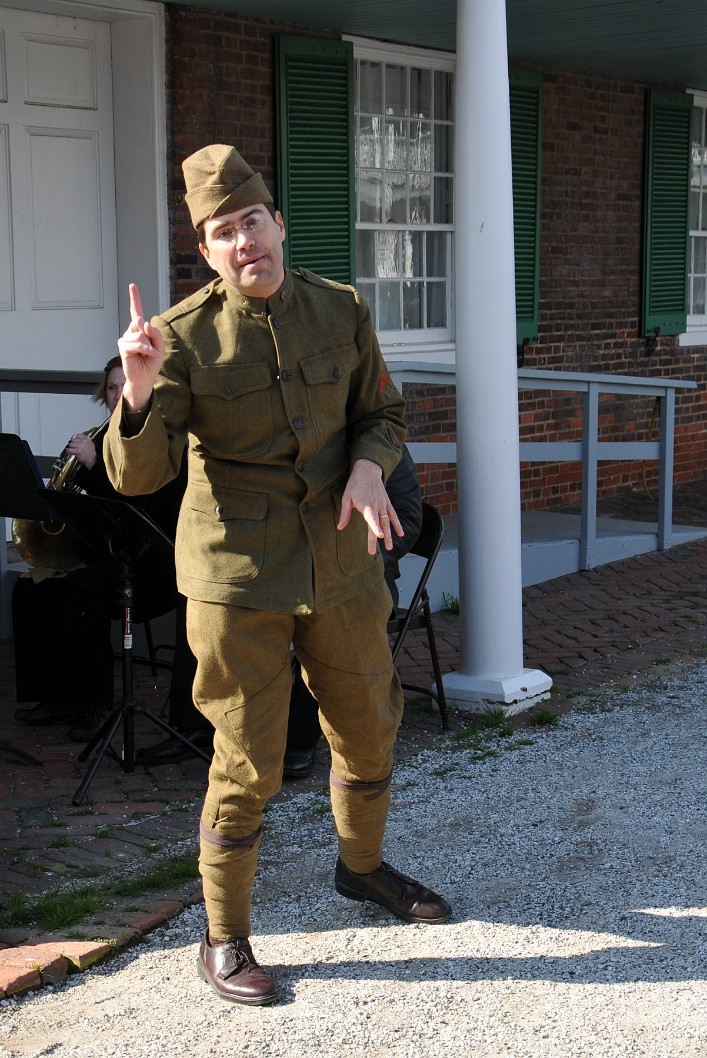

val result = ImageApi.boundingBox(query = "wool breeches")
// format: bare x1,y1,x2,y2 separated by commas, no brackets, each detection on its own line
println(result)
187,580,403,939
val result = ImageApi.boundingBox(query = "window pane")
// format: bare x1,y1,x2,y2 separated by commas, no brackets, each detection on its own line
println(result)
434,70,454,122
360,61,382,114
383,172,406,223
402,230,423,278
380,281,401,328
427,281,447,327
359,171,382,222
434,123,453,174
358,281,377,320
410,173,431,223
410,67,431,118
359,116,383,169
377,230,400,278
356,229,375,277
385,64,407,116
409,121,432,171
403,281,423,329
695,235,707,275
691,189,700,231
384,119,407,169
693,275,706,315
434,175,453,223
702,191,707,232
426,232,446,277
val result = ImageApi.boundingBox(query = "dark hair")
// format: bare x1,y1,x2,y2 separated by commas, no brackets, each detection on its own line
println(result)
92,355,123,405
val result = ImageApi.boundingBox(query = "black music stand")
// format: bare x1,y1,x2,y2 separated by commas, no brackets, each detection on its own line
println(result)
35,489,211,806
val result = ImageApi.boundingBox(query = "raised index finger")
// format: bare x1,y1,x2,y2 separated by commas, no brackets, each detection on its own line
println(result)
128,283,144,325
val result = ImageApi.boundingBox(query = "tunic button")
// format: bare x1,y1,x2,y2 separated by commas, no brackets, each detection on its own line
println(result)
332,366,341,379
272,315,283,328
280,369,289,382
223,383,233,396
215,505,224,516
297,460,305,472
293,417,304,429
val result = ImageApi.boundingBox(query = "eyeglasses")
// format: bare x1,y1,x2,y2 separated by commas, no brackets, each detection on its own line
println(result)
211,213,269,243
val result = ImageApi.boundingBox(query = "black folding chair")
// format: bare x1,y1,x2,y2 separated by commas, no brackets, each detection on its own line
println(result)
387,502,449,729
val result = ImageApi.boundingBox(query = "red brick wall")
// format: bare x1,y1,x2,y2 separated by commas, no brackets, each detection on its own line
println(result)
165,8,333,302
164,16,707,512
404,67,707,510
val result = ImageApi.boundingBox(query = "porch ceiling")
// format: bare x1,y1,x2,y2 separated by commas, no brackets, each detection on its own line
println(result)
168,0,707,91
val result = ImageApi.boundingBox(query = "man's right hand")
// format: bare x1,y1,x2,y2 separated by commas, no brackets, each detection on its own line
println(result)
117,283,164,412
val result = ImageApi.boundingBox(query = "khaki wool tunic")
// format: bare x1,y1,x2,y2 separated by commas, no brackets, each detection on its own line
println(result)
104,268,407,614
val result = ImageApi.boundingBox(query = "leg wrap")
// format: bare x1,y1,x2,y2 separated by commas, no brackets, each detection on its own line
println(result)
199,823,262,940
330,770,392,874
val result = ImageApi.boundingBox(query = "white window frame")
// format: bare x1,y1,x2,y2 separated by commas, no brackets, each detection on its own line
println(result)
346,36,456,359
681,89,707,346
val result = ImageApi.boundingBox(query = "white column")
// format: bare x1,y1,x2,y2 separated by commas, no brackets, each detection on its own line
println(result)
443,0,551,709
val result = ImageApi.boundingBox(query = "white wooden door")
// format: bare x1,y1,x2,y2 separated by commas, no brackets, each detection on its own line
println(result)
0,5,119,449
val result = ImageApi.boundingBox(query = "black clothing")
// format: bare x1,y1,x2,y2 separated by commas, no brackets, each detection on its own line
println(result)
13,440,195,716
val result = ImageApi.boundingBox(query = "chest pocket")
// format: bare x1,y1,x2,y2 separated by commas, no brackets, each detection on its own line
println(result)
191,363,273,458
300,344,358,444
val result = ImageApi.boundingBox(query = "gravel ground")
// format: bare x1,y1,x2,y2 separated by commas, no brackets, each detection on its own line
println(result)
1,665,706,1058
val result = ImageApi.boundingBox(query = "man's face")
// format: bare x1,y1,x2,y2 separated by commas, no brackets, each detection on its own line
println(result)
199,205,286,299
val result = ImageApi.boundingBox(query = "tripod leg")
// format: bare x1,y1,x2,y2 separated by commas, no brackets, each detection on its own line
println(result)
72,706,126,805
137,705,213,765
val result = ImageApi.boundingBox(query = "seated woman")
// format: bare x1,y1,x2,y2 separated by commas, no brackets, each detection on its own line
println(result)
13,356,202,745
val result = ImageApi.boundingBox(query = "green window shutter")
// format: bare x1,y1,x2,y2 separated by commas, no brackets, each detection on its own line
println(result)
510,69,543,346
642,89,692,337
276,36,355,284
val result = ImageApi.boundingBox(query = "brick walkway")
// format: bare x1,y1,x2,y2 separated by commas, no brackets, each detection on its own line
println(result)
2,482,707,997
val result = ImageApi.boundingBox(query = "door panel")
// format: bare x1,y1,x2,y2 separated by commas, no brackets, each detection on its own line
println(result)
0,6,118,377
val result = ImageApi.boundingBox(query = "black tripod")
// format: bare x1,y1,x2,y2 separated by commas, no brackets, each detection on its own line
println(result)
36,489,211,805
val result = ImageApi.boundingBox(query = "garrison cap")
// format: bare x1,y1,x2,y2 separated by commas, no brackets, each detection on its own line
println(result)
182,144,273,230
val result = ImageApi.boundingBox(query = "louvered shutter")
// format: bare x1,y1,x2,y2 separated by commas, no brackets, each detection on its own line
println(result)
642,90,692,336
276,36,355,284
510,69,543,345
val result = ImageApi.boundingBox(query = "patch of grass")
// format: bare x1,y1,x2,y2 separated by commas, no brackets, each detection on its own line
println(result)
530,707,561,728
96,825,117,839
0,887,108,932
109,855,199,898
432,764,457,777
442,592,459,615
49,836,75,849
654,657,672,665
471,748,500,761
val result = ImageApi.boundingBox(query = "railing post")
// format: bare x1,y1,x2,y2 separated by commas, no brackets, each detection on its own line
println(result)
657,389,676,550
580,383,599,569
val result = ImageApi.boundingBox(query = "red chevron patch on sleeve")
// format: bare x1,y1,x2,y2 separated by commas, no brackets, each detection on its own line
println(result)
379,371,391,395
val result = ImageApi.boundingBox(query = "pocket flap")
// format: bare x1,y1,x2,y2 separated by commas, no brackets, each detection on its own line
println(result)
188,483,267,522
300,344,358,386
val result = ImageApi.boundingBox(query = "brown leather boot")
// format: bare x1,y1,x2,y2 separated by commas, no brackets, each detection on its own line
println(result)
335,857,452,924
197,932,280,1005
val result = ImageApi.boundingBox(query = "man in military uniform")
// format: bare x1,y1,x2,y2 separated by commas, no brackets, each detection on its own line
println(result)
105,144,451,1006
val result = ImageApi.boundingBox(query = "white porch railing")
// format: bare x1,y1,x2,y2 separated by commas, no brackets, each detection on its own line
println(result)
1,365,698,637
387,362,697,568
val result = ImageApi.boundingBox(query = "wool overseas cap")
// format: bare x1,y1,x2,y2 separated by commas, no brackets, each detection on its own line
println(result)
182,144,273,230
